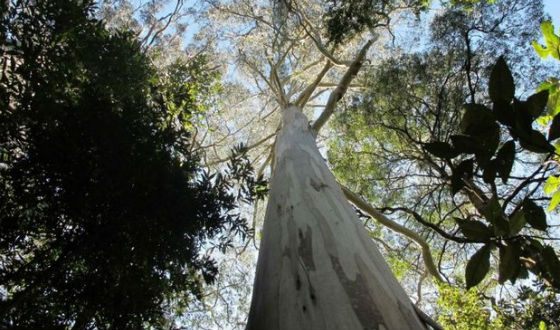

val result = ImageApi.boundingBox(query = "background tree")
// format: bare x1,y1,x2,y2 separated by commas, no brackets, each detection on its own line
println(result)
327,0,560,320
497,285,560,329
0,1,263,328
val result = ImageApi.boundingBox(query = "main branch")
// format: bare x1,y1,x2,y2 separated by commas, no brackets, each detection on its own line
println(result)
311,39,374,135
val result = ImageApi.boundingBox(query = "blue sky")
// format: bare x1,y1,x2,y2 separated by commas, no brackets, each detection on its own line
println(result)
544,0,560,23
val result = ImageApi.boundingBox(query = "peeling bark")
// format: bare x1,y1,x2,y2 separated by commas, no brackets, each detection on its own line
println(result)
246,106,426,330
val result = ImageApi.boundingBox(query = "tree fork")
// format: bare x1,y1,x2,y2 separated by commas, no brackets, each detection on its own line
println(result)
246,105,427,330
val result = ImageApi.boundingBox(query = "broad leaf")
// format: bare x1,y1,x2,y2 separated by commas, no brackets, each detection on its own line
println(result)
519,130,554,154
532,21,560,60
528,238,545,251
460,104,496,135
460,104,501,166
489,56,515,104
495,140,515,183
451,174,464,196
424,141,458,159
544,176,560,211
523,199,547,231
451,135,479,154
498,243,520,284
483,195,501,222
549,113,560,141
493,100,513,126
544,176,560,194
475,124,501,167
527,90,549,118
455,218,492,241
509,210,526,236
549,191,560,211
482,159,497,184
543,245,560,287
483,196,509,236
511,100,534,140
465,244,493,289
451,159,474,195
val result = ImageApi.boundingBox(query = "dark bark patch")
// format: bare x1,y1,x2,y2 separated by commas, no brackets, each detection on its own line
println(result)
298,226,316,271
295,273,302,290
309,178,328,191
330,255,385,330
309,291,317,305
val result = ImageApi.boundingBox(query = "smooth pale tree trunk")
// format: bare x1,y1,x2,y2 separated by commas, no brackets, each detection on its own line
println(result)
246,106,426,330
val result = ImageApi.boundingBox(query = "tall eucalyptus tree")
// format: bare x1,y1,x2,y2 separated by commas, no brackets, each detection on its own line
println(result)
196,0,440,328
93,0,558,328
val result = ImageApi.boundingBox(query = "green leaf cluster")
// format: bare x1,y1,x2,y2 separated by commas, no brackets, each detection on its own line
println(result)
436,283,503,330
532,21,560,211
532,21,560,60
324,0,430,44
497,286,560,329
0,1,258,328
437,57,560,289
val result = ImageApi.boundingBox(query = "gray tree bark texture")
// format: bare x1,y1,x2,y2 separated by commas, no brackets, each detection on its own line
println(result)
246,106,426,330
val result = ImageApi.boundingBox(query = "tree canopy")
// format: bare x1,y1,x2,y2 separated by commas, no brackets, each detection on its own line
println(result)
1,0,559,328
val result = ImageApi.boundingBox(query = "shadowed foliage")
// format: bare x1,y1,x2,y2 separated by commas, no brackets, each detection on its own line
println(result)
0,1,262,328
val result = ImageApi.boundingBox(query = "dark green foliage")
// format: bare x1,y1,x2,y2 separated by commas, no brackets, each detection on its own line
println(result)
549,113,560,141
323,0,429,44
495,140,515,183
509,210,526,236
498,243,521,284
424,141,459,159
0,1,261,328
456,57,552,163
483,196,508,237
455,218,491,241
489,56,515,104
451,159,474,195
465,243,492,289
518,130,554,154
461,104,501,167
498,286,560,329
542,246,560,287
522,199,547,231
451,135,479,154
430,57,558,288
527,90,549,118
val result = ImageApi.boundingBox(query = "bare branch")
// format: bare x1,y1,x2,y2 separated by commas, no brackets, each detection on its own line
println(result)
295,60,333,107
413,305,444,330
379,207,471,243
311,39,374,134
341,184,445,283
140,0,184,49
206,131,277,167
